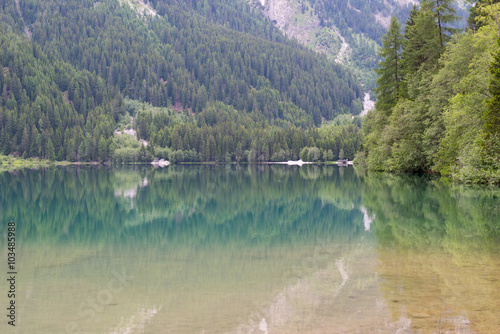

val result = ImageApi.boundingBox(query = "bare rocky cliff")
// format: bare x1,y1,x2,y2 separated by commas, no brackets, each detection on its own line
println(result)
251,0,346,63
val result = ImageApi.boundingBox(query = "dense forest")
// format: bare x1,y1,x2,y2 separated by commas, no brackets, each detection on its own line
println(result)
0,0,365,163
0,27,125,161
1,0,498,182
359,0,500,184
115,99,362,163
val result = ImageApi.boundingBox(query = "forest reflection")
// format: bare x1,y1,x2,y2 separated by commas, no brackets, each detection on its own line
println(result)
0,165,367,247
0,165,498,333
365,173,500,333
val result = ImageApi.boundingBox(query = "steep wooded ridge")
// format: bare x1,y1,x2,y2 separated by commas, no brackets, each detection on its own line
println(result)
248,0,469,91
0,0,367,163
358,0,500,184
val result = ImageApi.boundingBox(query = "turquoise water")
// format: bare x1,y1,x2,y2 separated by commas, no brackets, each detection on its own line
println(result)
0,165,499,333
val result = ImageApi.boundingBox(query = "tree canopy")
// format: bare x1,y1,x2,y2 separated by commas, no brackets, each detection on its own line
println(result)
360,2,500,184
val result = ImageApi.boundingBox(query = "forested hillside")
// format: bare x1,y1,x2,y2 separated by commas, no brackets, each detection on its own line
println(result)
115,99,362,163
359,0,500,184
27,0,362,121
0,28,125,161
248,0,469,91
0,0,365,162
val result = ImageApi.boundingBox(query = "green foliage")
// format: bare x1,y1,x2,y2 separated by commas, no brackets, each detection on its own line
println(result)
0,27,122,161
345,33,380,90
118,98,363,163
0,0,367,161
402,6,442,79
114,133,140,149
299,146,320,161
374,16,403,111
113,147,140,164
10,0,362,123
468,0,500,33
361,11,500,184
98,137,108,162
428,0,459,47
485,39,500,136
46,139,55,160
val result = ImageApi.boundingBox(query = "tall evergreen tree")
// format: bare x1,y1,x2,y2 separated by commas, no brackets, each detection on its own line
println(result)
46,139,55,161
429,0,458,47
98,137,108,162
401,8,442,80
374,15,403,111
399,6,419,99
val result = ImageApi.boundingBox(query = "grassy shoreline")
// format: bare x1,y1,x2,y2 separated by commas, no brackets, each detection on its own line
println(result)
0,155,111,172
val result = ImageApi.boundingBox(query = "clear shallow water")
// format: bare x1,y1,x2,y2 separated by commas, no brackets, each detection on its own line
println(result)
0,165,499,333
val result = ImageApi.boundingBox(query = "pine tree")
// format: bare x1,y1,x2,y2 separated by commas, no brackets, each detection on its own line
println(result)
46,139,55,161
21,127,30,155
429,0,458,47
98,137,108,162
139,144,147,162
374,15,403,112
401,8,442,79
399,6,419,99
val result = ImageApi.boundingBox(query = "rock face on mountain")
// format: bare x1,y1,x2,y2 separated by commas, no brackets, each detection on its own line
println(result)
249,0,387,110
252,0,343,62
250,0,419,60
267,0,317,43
249,0,468,92
248,0,382,92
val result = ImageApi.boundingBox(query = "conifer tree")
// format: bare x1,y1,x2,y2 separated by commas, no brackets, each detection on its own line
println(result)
399,6,419,98
46,139,55,161
430,0,458,47
401,7,442,78
374,15,403,111
98,137,108,162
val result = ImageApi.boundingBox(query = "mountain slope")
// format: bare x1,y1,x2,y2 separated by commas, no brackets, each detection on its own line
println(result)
248,0,469,92
0,0,365,162
0,26,124,160
16,0,363,123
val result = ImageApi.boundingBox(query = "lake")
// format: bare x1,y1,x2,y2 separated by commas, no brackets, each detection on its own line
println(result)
0,165,499,333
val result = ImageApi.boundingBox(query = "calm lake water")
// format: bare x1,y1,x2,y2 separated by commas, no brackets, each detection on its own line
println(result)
0,165,499,333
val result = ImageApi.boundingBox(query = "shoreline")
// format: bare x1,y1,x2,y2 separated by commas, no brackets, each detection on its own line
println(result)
0,155,354,172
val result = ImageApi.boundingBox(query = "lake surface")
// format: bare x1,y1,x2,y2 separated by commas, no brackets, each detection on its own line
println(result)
0,165,499,333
